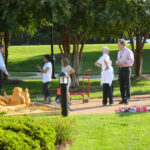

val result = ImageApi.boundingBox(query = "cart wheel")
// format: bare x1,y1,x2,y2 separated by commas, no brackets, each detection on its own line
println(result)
55,95,61,104
83,99,89,103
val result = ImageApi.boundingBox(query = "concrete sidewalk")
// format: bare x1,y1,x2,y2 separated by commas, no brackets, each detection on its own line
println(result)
9,72,150,80
9,72,119,80
69,95,150,115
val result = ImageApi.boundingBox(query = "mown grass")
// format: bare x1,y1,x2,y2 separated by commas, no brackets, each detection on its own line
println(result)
69,113,150,150
8,44,150,74
2,79,150,101
9,72,36,77
1,112,150,150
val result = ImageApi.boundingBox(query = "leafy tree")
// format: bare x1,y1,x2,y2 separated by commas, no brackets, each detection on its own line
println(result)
37,0,99,86
96,0,150,76
0,0,37,78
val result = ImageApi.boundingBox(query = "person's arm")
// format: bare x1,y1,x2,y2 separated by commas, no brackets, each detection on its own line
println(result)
0,63,9,76
67,66,75,76
95,61,101,68
116,52,120,66
36,64,49,73
123,50,134,65
0,49,4,53
68,68,75,76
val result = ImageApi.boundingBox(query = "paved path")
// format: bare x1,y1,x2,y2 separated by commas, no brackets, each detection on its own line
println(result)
68,95,150,115
9,72,150,80
9,72,118,80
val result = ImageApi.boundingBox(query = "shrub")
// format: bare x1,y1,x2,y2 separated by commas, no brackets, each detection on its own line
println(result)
0,117,56,150
38,116,78,145
0,116,77,149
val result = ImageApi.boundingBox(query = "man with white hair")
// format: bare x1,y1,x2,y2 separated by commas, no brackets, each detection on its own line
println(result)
95,47,114,106
116,39,134,105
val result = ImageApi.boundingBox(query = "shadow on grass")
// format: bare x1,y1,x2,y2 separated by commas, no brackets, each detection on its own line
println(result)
117,112,147,117
8,49,150,75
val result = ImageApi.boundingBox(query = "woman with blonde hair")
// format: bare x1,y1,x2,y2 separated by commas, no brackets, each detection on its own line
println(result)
61,57,75,105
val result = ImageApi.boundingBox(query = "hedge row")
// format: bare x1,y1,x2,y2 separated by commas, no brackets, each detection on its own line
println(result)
0,116,77,150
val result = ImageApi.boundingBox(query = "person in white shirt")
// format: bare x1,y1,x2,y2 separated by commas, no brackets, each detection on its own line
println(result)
37,55,52,103
0,45,9,93
95,47,114,106
61,57,75,105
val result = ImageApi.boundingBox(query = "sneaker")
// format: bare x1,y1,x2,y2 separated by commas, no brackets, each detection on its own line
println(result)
125,100,129,105
119,100,125,104
109,103,114,106
103,104,107,106
68,103,72,106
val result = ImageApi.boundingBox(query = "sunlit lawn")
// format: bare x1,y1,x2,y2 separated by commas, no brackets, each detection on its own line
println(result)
8,44,150,74
9,72,36,77
69,113,150,150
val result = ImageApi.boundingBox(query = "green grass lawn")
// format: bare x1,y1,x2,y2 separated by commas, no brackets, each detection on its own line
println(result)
69,113,150,150
10,72,36,77
1,112,150,150
8,44,150,74
2,79,150,101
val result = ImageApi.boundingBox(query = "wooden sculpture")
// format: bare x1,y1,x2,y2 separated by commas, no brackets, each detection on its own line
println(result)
0,95,10,105
10,87,26,105
22,88,31,106
0,87,31,106
4,92,12,103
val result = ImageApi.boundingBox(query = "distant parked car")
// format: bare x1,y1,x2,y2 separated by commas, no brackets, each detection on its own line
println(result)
126,37,150,44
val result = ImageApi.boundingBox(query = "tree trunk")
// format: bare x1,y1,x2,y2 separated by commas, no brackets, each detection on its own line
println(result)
61,26,70,60
3,32,9,80
71,35,80,87
127,27,135,52
135,34,143,76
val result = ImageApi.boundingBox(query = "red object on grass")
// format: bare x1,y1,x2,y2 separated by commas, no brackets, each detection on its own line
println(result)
57,69,92,104
115,105,148,113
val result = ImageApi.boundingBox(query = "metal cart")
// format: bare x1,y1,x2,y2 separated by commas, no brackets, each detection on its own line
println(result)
55,69,92,104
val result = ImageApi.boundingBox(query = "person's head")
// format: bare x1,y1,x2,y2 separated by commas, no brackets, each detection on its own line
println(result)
118,39,126,50
0,45,4,53
102,47,109,54
61,57,69,67
44,55,51,63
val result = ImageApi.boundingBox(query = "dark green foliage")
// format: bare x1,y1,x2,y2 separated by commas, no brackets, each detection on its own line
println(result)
43,117,78,144
0,116,77,150
0,117,56,150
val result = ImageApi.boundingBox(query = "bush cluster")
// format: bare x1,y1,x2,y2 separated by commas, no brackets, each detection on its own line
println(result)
0,116,77,150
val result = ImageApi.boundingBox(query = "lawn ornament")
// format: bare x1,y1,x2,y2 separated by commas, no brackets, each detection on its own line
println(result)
4,92,12,103
0,95,10,105
0,87,31,106
10,87,26,105
22,88,30,106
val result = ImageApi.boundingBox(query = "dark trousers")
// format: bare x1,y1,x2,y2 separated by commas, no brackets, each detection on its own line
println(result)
119,67,131,102
42,82,51,97
0,70,2,94
102,83,113,105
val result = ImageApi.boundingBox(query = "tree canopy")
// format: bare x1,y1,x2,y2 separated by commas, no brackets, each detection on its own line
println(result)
0,0,150,80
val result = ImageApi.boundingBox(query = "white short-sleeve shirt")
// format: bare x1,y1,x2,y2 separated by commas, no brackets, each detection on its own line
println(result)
62,65,73,75
62,65,73,88
0,53,8,75
97,53,114,86
43,62,52,83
